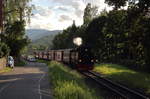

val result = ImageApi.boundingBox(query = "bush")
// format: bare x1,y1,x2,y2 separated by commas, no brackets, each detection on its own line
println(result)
0,42,10,58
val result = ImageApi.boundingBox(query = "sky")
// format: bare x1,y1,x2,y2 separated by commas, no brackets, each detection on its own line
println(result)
26,0,112,30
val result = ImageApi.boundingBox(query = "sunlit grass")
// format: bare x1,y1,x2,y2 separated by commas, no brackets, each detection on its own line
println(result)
94,63,150,94
0,67,12,73
48,61,101,99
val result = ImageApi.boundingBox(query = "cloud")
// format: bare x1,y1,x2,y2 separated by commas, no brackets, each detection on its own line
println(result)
34,6,53,16
53,6,71,12
51,0,86,17
27,13,54,30
27,0,112,30
59,15,72,22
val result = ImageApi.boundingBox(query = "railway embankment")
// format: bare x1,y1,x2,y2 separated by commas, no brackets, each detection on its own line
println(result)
47,61,102,99
94,64,150,96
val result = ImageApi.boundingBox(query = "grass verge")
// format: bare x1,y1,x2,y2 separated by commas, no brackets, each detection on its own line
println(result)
37,59,50,64
0,67,12,73
15,60,26,66
94,63,150,94
48,61,102,99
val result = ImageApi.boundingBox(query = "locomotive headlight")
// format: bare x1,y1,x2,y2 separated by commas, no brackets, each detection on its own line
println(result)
79,59,82,62
95,59,98,62
91,60,94,62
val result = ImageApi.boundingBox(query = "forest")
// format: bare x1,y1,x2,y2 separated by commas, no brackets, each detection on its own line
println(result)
52,0,150,72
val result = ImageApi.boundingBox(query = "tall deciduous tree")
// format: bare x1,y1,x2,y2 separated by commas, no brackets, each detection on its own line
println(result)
1,0,33,57
4,0,34,23
3,21,30,57
105,0,128,9
52,21,78,49
83,3,98,24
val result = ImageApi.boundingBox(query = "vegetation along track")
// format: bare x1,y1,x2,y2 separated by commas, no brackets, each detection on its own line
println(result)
81,71,149,99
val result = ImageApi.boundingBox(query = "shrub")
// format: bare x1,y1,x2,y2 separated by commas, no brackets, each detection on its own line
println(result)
0,42,10,58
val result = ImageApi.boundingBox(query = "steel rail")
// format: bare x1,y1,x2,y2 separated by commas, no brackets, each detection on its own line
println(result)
82,71,149,99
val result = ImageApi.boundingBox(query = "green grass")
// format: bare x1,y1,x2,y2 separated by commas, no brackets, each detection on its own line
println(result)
0,67,12,73
37,59,50,64
94,63,150,94
48,61,102,99
15,60,26,66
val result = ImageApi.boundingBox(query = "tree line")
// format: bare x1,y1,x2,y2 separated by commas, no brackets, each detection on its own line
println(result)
0,0,33,59
52,0,150,72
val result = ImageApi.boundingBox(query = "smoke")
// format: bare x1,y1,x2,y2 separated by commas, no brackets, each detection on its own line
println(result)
73,37,82,46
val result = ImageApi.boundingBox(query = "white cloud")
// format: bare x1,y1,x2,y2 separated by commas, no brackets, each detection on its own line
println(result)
27,0,112,30
54,6,70,11
27,13,53,29
34,6,53,16
59,15,72,22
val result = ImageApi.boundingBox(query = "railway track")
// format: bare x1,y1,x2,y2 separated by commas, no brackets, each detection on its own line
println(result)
82,71,149,99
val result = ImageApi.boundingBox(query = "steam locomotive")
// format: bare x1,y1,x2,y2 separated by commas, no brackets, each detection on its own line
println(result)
34,46,95,71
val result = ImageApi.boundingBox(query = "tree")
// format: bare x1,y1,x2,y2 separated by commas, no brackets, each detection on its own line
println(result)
137,17,150,69
52,22,78,49
83,3,98,24
4,0,34,23
3,21,30,57
105,0,150,12
1,0,33,58
105,0,128,9
0,42,10,58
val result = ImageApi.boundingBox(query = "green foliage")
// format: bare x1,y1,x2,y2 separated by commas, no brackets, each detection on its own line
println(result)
105,0,128,9
37,59,49,65
1,0,32,58
31,34,55,50
15,60,26,66
52,23,78,49
83,3,98,24
48,61,101,99
3,21,30,57
4,0,34,23
105,0,150,12
0,42,10,58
